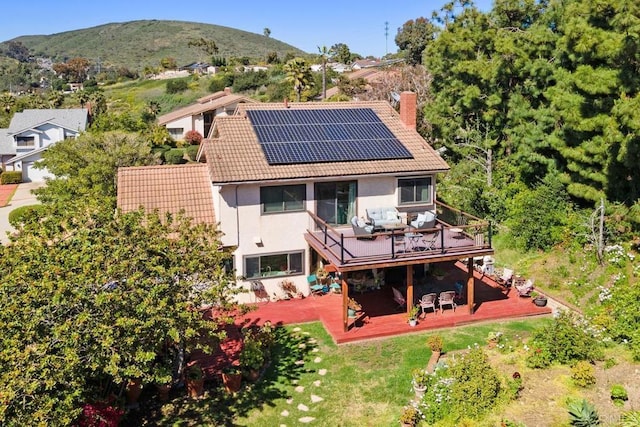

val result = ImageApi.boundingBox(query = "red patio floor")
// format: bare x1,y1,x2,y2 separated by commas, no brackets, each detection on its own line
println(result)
238,261,552,344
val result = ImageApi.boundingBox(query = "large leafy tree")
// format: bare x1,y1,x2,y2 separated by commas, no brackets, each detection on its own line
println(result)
395,17,437,65
34,131,159,205
0,199,237,425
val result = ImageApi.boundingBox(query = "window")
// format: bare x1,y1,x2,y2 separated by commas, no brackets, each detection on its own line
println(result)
260,185,305,213
315,181,357,225
399,177,432,205
16,136,35,147
167,127,184,140
244,251,304,279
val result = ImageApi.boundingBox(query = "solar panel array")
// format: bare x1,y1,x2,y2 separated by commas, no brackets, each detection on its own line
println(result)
246,108,413,165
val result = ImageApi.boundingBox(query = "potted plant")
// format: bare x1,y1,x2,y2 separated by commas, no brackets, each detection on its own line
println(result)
348,297,362,318
185,363,205,398
154,363,173,402
431,266,446,280
240,339,265,382
221,364,242,394
407,305,419,327
399,404,420,427
411,368,429,400
532,292,548,307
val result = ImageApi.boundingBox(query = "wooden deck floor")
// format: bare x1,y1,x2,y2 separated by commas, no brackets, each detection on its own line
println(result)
238,261,552,344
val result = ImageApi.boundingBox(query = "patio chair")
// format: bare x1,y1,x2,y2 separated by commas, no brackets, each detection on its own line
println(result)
514,277,534,297
250,280,270,303
419,293,437,316
496,268,514,290
307,274,326,296
438,290,457,313
392,287,406,311
410,211,436,230
422,229,440,250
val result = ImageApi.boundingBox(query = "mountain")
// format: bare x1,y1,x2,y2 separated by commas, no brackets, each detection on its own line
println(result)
6,20,306,70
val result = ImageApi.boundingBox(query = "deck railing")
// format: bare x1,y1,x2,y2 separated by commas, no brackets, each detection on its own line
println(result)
306,204,492,266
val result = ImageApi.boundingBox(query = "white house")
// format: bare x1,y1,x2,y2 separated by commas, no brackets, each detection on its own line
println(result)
3,108,88,182
117,93,494,318
157,88,255,140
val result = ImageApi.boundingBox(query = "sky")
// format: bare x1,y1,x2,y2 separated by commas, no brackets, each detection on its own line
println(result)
0,0,494,59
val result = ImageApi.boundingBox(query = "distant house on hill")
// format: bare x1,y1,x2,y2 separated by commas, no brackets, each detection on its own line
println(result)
157,88,255,140
1,108,88,182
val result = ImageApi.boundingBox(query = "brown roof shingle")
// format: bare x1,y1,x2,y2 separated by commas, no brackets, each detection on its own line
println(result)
157,93,254,125
117,163,216,224
202,101,449,184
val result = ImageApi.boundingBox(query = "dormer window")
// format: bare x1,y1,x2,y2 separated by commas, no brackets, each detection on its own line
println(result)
16,136,35,147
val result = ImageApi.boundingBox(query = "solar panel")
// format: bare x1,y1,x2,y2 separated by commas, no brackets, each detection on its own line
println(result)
246,108,413,165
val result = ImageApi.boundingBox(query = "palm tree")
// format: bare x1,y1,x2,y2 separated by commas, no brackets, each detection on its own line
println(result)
284,57,313,102
0,93,15,114
317,45,334,100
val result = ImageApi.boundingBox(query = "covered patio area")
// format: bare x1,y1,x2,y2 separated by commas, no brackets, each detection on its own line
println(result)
240,261,552,344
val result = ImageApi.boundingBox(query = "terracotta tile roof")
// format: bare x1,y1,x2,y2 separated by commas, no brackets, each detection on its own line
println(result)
202,101,449,184
157,93,255,125
117,163,216,224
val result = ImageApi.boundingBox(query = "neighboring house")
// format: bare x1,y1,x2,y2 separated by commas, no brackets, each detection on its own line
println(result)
0,128,16,168
351,59,381,70
3,108,88,182
157,88,255,140
117,93,494,328
325,68,389,99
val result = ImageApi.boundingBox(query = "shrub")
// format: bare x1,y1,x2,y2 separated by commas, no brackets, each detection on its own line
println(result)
426,335,443,352
163,148,186,164
571,361,596,388
184,130,203,145
610,384,628,406
619,410,640,426
525,345,553,369
567,399,600,427
0,171,22,184
185,144,200,161
528,310,604,365
8,204,45,227
399,404,420,426
448,347,502,419
166,79,188,94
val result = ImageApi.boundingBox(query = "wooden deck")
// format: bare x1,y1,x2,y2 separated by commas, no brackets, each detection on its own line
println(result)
238,261,552,344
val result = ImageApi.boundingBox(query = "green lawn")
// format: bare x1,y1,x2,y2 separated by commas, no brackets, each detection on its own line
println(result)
139,318,551,426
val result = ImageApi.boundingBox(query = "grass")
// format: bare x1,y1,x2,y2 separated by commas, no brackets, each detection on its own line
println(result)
135,318,551,426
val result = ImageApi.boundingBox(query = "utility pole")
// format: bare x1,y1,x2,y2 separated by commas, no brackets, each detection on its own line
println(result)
384,21,389,57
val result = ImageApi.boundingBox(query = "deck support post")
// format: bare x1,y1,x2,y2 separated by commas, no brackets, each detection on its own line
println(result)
406,264,414,315
342,273,348,332
467,257,475,314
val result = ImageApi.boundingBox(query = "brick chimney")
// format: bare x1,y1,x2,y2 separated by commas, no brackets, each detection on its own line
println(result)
399,91,417,130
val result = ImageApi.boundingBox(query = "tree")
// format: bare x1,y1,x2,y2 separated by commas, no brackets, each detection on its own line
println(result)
0,199,237,425
0,92,15,114
159,57,177,70
330,43,352,64
284,57,313,102
317,45,334,100
395,17,437,65
34,131,159,205
263,28,271,38
188,37,219,63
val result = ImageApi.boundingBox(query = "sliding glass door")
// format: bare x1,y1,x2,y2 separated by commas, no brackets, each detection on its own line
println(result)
315,181,356,226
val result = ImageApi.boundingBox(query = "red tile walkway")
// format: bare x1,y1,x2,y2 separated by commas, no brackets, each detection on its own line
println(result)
0,184,18,207
238,261,552,344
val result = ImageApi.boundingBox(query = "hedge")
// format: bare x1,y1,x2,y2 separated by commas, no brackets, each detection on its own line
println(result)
164,148,186,164
1,171,22,184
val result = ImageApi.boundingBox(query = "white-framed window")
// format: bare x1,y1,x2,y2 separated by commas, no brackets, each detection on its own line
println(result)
398,177,432,205
244,251,304,279
167,127,184,140
260,184,305,214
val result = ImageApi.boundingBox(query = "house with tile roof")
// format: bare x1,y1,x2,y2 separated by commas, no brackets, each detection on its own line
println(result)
157,88,255,141
3,108,88,182
117,92,494,331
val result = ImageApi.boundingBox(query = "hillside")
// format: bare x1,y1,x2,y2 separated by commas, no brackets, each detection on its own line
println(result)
6,20,306,70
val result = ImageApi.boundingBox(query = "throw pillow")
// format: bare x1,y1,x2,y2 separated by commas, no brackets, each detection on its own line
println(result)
386,211,397,221
416,213,427,224
357,218,367,228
